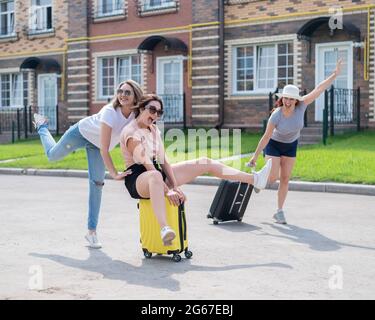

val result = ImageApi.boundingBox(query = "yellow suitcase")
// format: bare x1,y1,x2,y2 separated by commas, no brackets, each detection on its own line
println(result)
138,198,193,262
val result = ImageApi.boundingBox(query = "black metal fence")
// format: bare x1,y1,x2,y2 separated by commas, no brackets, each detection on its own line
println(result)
0,105,58,143
323,86,361,145
159,94,185,127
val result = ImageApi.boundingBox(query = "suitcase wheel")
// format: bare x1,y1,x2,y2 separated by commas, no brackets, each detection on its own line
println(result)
184,250,193,259
143,249,152,259
172,254,182,262
213,220,219,225
237,218,242,222
206,214,212,219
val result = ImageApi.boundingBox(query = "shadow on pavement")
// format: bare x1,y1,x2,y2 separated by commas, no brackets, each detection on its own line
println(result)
30,249,292,292
208,221,262,233
260,223,375,252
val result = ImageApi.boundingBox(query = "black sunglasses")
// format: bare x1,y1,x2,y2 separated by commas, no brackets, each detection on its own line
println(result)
145,105,163,117
117,89,133,96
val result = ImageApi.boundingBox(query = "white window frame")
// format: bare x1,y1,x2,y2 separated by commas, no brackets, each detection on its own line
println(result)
97,54,142,100
0,72,27,108
156,55,184,95
0,1,15,37
232,42,294,95
29,0,53,33
143,0,176,11
97,0,123,17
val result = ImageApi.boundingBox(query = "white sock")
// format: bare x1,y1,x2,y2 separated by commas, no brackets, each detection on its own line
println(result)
253,173,258,187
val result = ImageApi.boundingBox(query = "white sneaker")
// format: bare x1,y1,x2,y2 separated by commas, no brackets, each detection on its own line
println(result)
160,226,176,246
273,210,287,224
33,113,48,129
85,233,102,249
253,158,272,190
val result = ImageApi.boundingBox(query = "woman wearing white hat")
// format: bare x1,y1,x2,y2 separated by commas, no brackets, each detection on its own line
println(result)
248,59,343,224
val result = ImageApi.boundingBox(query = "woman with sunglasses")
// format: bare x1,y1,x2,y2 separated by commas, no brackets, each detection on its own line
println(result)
121,94,272,245
248,58,343,225
33,80,143,249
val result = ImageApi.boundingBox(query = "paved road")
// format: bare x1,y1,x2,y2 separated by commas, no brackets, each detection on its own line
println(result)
0,175,374,300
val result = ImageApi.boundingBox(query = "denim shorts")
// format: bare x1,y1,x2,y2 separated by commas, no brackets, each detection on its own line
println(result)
264,139,298,158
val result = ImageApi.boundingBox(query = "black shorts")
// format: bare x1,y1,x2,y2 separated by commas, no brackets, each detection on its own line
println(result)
124,161,167,199
264,139,298,158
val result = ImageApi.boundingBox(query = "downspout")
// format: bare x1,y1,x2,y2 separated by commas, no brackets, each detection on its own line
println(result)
217,0,225,128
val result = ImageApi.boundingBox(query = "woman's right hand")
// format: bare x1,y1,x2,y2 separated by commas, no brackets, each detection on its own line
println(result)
246,156,257,168
166,189,181,207
112,169,132,181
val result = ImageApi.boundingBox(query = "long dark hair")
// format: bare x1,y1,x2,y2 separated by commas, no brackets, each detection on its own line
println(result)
132,94,164,118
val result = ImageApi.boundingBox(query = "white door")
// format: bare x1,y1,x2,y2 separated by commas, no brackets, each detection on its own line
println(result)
157,56,184,122
38,74,57,130
315,42,353,121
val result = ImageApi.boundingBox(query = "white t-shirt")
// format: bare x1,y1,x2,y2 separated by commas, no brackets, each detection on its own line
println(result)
78,104,135,151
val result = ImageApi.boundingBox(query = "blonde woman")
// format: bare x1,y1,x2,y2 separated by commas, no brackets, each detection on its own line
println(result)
33,80,143,248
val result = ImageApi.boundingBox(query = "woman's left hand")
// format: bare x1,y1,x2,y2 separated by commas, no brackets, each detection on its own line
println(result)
334,58,343,76
173,187,186,203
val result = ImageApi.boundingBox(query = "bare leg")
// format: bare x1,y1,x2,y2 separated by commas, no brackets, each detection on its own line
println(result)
168,157,255,186
277,156,296,210
135,170,169,228
265,155,281,184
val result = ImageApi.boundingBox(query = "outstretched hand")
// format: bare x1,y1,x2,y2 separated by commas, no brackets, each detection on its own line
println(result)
334,58,344,77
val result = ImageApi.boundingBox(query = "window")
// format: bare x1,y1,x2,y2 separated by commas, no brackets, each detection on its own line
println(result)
277,43,294,88
0,72,28,107
143,0,176,11
97,0,123,17
0,1,14,37
98,55,141,99
29,0,53,33
233,42,294,94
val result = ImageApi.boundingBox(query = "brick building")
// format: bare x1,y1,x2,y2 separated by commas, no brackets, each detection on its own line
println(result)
0,0,374,138
222,0,375,130
0,0,68,133
66,0,192,128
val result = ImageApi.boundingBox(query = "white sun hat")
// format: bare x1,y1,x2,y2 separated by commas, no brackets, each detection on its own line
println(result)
275,84,304,100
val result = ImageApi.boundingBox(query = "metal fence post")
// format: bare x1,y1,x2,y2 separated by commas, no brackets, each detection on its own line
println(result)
329,85,334,136
29,106,33,133
16,108,21,140
303,89,307,127
12,121,15,143
356,87,360,132
323,90,328,145
24,105,28,139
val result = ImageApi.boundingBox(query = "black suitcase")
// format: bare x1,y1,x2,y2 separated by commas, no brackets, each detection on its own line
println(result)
207,181,253,224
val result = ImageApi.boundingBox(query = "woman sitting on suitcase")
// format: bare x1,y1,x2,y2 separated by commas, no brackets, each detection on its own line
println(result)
120,94,272,245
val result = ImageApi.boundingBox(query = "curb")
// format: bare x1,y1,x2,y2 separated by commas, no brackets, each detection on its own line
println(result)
1,167,375,196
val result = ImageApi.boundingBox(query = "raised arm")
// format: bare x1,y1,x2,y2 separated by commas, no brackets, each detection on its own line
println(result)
302,58,343,106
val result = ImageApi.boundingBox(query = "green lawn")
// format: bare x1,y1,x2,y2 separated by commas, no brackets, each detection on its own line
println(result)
1,130,374,185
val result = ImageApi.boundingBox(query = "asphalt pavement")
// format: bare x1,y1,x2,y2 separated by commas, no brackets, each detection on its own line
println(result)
0,175,374,299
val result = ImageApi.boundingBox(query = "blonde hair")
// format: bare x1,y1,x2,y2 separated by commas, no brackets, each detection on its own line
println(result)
111,80,143,109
